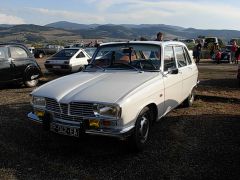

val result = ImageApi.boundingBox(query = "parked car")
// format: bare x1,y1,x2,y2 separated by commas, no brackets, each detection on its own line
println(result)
34,45,64,58
220,45,231,62
28,41,198,151
44,48,90,73
0,43,42,87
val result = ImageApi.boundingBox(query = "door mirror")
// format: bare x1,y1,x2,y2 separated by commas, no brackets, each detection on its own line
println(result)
168,67,178,74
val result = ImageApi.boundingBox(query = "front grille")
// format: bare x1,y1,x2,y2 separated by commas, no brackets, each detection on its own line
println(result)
46,98,60,112
45,98,94,117
54,113,83,122
70,102,94,116
60,103,68,114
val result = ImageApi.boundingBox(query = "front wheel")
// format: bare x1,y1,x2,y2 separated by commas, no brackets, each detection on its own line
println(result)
183,88,195,107
128,107,151,151
24,79,39,87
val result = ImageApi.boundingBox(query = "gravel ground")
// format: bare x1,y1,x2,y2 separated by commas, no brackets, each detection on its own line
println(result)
0,61,240,180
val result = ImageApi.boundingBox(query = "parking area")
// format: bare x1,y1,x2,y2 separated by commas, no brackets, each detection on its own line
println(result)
0,61,240,179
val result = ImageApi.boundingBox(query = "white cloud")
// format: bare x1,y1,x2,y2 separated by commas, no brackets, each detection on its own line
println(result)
27,7,105,24
0,13,25,24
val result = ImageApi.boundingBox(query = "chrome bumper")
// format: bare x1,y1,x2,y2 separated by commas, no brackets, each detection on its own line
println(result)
27,112,134,139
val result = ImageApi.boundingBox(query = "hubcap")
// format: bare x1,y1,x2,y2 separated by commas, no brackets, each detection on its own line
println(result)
138,115,149,143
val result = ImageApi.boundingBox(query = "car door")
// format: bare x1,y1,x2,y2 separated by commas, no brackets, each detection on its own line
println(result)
175,46,196,100
9,45,31,79
0,46,12,82
162,46,182,113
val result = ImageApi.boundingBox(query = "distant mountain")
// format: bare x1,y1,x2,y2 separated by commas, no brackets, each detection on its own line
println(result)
1,22,240,44
45,21,99,30
0,24,15,28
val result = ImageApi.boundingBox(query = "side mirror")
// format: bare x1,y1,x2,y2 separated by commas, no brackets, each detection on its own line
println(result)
168,67,178,74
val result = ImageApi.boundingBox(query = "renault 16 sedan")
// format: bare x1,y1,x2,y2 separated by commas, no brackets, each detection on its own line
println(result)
28,41,198,151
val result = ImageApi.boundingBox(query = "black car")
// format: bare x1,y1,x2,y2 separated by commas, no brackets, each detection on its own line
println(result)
0,43,42,87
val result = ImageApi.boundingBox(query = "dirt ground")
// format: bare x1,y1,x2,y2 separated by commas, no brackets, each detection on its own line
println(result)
0,60,239,180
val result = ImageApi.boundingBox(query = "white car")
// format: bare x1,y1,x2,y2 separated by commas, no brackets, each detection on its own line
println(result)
28,41,198,151
44,48,90,73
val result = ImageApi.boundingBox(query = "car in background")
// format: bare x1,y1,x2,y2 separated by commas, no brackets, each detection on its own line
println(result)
220,45,231,63
44,48,90,73
0,43,42,87
34,45,64,58
28,41,198,151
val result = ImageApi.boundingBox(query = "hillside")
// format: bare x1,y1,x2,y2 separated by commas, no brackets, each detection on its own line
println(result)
1,21,240,44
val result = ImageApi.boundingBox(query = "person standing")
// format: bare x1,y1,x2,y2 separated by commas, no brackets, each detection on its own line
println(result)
231,40,238,64
155,32,163,41
195,41,202,64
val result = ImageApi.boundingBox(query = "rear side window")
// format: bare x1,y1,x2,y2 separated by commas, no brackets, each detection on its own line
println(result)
10,46,28,59
175,46,187,68
164,46,176,71
76,51,85,58
0,47,8,60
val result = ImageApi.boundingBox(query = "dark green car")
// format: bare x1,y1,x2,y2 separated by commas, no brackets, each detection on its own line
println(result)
0,43,42,87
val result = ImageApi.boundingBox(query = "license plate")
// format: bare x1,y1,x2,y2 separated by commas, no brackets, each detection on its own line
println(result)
50,123,79,137
53,66,61,69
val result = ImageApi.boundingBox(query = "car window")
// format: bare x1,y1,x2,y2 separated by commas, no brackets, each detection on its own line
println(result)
164,46,176,72
90,44,161,71
175,46,187,68
183,47,192,65
76,51,85,58
10,46,28,59
0,47,8,60
52,49,78,58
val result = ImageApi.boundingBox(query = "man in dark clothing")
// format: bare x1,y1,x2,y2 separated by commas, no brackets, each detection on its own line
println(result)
195,41,202,64
155,32,163,41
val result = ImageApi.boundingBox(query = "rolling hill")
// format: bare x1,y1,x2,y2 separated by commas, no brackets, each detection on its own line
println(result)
1,21,240,44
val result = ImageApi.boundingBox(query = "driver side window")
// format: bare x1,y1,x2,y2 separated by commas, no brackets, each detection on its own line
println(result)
164,46,176,71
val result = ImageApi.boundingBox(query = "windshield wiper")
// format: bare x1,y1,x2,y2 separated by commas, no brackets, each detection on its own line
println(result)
107,63,142,72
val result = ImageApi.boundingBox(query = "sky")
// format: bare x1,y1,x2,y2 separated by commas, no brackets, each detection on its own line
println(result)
1,0,240,30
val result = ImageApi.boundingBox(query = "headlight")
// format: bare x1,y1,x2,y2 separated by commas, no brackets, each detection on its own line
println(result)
93,104,121,118
31,96,46,108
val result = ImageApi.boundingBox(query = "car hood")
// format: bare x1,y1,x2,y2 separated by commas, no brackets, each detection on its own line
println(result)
32,71,160,103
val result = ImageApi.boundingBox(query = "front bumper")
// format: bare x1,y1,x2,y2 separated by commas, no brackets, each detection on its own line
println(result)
27,112,134,139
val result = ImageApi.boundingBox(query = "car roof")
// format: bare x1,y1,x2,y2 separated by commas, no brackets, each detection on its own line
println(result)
100,40,186,47
0,42,27,47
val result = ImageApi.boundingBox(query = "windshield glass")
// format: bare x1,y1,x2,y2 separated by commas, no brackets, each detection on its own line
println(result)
88,44,161,71
52,49,78,58
84,47,97,57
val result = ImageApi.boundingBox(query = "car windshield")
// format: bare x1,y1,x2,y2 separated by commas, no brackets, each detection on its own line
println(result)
84,47,97,57
52,49,79,58
0,47,8,60
205,38,216,43
87,44,161,71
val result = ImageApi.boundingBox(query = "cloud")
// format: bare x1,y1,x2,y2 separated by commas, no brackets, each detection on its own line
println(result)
0,13,25,24
27,7,105,24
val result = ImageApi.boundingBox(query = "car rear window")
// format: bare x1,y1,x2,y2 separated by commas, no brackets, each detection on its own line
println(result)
53,49,79,58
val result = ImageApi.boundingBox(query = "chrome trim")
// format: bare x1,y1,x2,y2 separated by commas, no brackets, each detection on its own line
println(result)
86,125,135,138
27,112,42,123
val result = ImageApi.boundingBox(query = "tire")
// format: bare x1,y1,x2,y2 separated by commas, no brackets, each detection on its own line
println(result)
24,79,39,87
78,66,84,72
128,107,151,151
183,88,195,107
24,68,40,87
